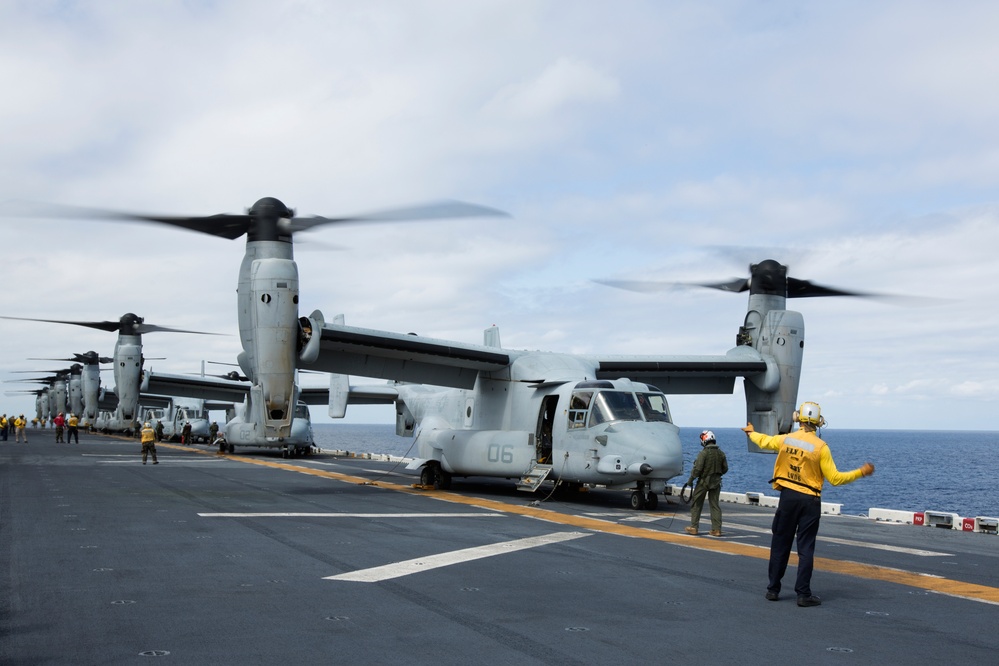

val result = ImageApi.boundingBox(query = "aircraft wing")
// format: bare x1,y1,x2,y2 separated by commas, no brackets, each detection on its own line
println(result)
298,383,398,406
589,347,769,394
300,323,511,390
141,370,250,402
136,394,174,409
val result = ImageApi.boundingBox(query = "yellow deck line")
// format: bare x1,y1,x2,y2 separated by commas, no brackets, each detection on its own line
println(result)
176,447,999,605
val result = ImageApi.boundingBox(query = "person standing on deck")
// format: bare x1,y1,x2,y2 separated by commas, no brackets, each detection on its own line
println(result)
743,402,874,607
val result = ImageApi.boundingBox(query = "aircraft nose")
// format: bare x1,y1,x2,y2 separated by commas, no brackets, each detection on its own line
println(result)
601,423,683,478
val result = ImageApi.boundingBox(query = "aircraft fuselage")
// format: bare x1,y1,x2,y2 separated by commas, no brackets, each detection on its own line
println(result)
401,364,683,496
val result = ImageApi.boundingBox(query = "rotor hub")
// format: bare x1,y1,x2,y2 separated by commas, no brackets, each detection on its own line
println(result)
247,197,295,243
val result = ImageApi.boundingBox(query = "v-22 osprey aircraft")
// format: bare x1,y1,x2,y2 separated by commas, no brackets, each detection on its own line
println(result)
65,197,503,456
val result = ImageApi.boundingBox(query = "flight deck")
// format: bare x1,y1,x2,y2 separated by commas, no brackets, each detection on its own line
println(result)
2,433,996,664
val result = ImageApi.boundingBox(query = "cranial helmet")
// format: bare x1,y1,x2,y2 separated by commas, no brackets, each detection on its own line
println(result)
794,402,826,427
700,430,716,446
144,422,151,428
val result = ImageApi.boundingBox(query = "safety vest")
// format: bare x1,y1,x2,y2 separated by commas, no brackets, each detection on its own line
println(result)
140,427,156,444
770,433,826,496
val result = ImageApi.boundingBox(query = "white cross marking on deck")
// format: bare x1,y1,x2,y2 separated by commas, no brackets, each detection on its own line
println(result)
325,531,591,582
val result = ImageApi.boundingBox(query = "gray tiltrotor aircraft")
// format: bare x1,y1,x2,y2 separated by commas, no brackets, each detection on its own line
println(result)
79,197,505,455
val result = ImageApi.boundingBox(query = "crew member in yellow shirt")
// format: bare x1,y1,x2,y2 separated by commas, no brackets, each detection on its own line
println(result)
743,402,874,607
140,422,158,465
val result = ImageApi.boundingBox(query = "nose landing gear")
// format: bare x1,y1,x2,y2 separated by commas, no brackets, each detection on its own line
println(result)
630,483,659,510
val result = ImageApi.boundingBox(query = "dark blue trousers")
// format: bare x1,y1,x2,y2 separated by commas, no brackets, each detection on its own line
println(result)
768,488,822,597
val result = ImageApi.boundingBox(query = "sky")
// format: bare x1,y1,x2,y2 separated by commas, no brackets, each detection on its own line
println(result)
1,0,997,431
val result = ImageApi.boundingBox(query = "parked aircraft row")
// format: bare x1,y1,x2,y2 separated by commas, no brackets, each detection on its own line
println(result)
3,196,875,506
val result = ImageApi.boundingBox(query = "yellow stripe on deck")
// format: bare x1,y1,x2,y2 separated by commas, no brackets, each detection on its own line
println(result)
199,449,999,605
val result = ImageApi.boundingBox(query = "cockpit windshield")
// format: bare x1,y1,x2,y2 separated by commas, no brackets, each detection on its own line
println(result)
294,403,310,420
588,391,643,427
567,389,672,428
638,393,672,422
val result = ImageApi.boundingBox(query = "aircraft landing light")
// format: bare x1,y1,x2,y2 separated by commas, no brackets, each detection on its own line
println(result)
324,531,590,583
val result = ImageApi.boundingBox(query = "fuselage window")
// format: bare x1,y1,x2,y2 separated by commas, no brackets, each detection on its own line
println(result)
567,391,592,429
638,392,672,423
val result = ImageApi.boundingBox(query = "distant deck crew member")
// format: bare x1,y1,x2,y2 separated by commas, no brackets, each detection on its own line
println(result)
14,415,28,443
140,421,158,465
52,412,66,443
181,421,193,445
743,402,874,607
67,413,80,444
684,430,728,536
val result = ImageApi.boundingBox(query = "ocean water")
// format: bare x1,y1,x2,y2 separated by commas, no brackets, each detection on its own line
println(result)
312,424,999,519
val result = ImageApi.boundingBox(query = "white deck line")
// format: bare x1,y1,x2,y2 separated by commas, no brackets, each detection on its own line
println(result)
325,531,591,582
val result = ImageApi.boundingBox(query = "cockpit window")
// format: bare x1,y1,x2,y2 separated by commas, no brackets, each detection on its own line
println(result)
638,393,672,423
294,403,310,419
588,391,643,428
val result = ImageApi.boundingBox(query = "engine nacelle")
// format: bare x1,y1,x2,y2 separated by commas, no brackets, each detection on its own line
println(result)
744,309,804,444
247,257,299,432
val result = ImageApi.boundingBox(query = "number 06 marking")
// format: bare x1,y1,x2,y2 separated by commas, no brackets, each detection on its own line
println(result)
487,443,514,463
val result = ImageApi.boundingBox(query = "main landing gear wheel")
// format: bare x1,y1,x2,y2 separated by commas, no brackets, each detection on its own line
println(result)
420,466,434,486
630,491,646,510
433,466,452,491
645,492,659,510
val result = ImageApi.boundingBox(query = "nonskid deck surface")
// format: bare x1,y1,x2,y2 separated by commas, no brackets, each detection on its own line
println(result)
2,433,996,664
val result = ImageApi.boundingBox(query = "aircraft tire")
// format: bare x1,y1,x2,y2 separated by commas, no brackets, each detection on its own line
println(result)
630,491,646,510
433,467,452,491
645,492,659,510
420,466,434,486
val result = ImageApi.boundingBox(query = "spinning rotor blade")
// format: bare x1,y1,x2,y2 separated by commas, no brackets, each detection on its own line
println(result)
29,351,113,364
287,200,509,233
0,313,223,336
15,198,508,241
597,259,879,300
1,315,121,332
7,376,61,384
594,278,751,294
15,202,251,240
785,278,872,298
